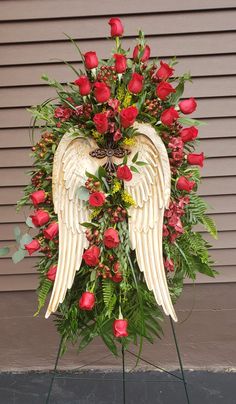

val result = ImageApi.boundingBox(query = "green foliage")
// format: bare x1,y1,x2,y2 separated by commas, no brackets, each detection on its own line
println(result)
102,279,117,318
34,279,52,316
0,247,10,256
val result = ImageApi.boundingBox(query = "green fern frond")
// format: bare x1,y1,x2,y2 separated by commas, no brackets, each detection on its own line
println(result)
102,279,116,318
34,279,52,316
200,215,218,239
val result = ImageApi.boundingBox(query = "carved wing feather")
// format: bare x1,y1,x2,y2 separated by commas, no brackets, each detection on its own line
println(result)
124,122,177,321
45,132,103,318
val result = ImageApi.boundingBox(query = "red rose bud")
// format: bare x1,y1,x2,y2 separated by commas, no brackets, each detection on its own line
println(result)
113,129,122,142
94,82,111,103
112,273,123,283
187,152,204,167
84,51,98,69
180,126,198,143
163,224,169,237
128,72,144,94
161,107,179,126
43,222,59,240
120,106,138,128
83,245,100,267
109,17,124,37
117,165,132,181
156,61,174,81
133,44,151,62
74,75,91,96
25,239,40,255
156,82,175,100
114,54,127,73
30,190,46,207
103,228,120,248
93,112,109,134
113,319,128,338
164,258,174,272
79,291,95,310
179,97,197,114
46,265,57,281
89,191,106,207
176,176,195,192
31,210,50,227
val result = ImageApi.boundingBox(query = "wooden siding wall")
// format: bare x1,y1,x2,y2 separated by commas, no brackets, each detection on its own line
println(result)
0,0,236,291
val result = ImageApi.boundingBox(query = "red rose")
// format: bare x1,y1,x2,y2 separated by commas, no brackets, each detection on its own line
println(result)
120,106,138,128
79,292,95,310
113,319,128,338
94,82,111,103
116,165,132,181
43,222,59,240
133,44,150,62
161,107,179,126
156,61,174,80
128,72,144,94
30,190,46,207
187,152,204,167
30,210,50,227
114,54,127,73
74,75,91,96
176,176,195,192
180,126,198,143
103,228,120,248
89,191,106,207
179,97,197,114
156,82,175,100
164,258,174,272
109,17,124,37
82,245,100,266
93,112,109,133
113,129,122,142
84,51,98,69
24,239,40,255
47,265,57,281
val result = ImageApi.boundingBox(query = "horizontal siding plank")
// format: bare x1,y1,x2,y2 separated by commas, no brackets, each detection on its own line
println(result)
1,175,235,211
1,10,236,44
2,77,236,108
1,0,236,21
0,117,235,149
2,55,236,88
1,33,236,66
1,161,235,190
185,266,236,284
203,195,236,213
0,257,37,275
195,213,236,232
0,138,235,168
0,274,38,291
1,98,235,128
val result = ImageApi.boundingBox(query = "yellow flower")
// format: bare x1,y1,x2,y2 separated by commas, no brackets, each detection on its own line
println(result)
122,191,136,207
122,92,132,107
91,130,103,142
111,179,121,194
117,84,126,103
122,137,137,147
89,207,102,220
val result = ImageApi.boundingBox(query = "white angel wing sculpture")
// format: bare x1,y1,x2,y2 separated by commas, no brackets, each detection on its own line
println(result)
45,123,177,322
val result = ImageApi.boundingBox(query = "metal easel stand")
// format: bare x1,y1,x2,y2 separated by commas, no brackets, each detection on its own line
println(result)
45,317,191,404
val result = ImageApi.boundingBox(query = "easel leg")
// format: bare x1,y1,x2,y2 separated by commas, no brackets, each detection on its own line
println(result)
46,337,63,404
122,345,126,404
170,317,191,404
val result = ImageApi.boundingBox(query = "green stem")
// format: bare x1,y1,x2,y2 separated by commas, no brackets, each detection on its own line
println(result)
115,37,120,52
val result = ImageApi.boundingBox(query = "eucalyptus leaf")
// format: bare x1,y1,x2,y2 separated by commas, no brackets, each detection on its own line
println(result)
77,186,90,201
26,216,35,228
12,248,26,264
97,166,107,179
0,247,10,257
178,117,207,127
14,226,21,243
20,233,33,249
130,166,139,173
132,152,139,163
170,80,184,105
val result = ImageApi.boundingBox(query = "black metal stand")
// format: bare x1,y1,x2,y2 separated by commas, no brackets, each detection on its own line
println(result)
45,317,191,404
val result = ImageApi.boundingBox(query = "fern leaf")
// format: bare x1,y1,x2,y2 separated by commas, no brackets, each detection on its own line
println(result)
201,215,218,239
34,279,52,316
102,279,116,318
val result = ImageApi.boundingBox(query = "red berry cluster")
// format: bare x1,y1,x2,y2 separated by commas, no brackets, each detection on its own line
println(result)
85,177,101,193
97,65,118,84
107,206,127,223
85,228,100,246
144,99,163,116
75,103,93,119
